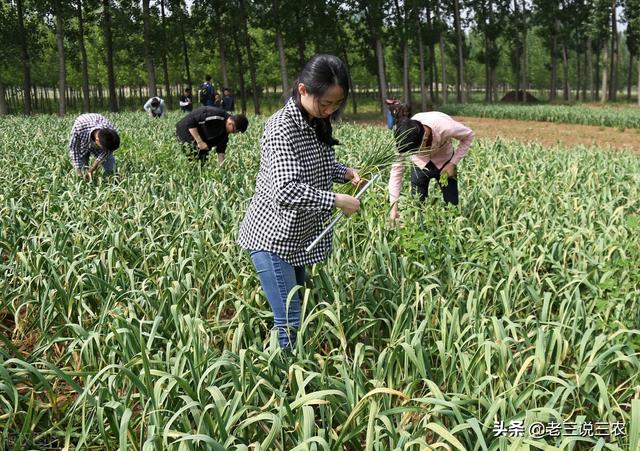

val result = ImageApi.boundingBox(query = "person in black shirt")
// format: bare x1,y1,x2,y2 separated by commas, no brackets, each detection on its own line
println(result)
199,75,216,106
179,88,193,112
222,88,235,112
175,106,248,165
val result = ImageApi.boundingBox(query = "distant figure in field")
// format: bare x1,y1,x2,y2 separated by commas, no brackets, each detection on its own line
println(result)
175,106,248,166
392,103,412,125
384,97,400,129
214,93,223,108
179,88,193,112
68,113,120,179
199,75,216,107
389,112,474,221
143,97,165,118
384,98,411,129
222,88,235,112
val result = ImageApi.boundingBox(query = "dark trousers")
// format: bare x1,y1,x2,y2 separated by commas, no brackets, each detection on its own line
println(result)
411,161,459,205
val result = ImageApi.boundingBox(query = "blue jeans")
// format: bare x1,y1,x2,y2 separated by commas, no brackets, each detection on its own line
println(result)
249,250,305,349
386,110,395,129
80,152,116,175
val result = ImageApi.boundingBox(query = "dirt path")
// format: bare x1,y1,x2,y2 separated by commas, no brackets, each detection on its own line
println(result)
353,116,640,152
453,116,640,152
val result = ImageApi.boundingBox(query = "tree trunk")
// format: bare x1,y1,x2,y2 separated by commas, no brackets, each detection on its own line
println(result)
179,8,192,89
627,53,633,100
276,31,289,101
484,34,490,102
294,8,306,70
102,0,118,111
341,45,357,115
375,36,389,113
511,0,522,102
6,86,13,112
0,83,8,115
273,0,288,101
233,30,248,114
514,67,520,101
337,23,357,114
601,40,609,102
16,0,32,114
429,44,436,103
587,38,594,101
219,39,229,89
609,2,618,101
595,47,600,100
212,7,229,90
160,0,171,107
576,49,581,101
54,0,66,116
439,33,447,104
492,66,498,102
453,0,465,102
583,51,587,100
403,41,410,104
426,7,435,103
8,86,15,112
562,43,569,101
521,0,528,104
218,37,231,89
550,31,557,101
142,0,157,97
439,0,447,105
637,58,640,106
392,0,410,104
77,0,90,111
417,13,427,110
482,2,490,102
239,0,259,114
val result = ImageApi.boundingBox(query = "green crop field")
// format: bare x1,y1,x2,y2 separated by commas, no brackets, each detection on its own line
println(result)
1,112,639,450
438,103,640,130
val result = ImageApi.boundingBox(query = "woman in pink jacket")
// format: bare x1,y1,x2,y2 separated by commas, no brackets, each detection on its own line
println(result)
388,112,474,221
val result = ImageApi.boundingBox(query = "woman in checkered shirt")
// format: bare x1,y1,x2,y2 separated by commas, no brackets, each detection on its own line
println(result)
238,54,362,350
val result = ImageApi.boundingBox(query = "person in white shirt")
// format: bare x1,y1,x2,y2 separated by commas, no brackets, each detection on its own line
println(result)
179,88,193,112
143,97,165,118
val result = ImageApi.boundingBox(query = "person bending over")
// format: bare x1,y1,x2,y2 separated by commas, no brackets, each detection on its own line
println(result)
144,97,165,118
175,106,248,165
389,112,474,221
68,113,120,179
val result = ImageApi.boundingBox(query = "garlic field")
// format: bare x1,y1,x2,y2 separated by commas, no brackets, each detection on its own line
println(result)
1,112,639,450
438,103,640,129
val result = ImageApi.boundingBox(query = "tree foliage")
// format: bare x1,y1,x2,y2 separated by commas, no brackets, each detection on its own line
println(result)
0,0,637,114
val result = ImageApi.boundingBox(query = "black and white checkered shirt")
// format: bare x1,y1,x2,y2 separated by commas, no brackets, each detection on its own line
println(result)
68,114,116,169
237,99,348,266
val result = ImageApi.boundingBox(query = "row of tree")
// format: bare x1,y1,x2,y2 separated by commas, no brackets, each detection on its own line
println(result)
0,0,639,116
